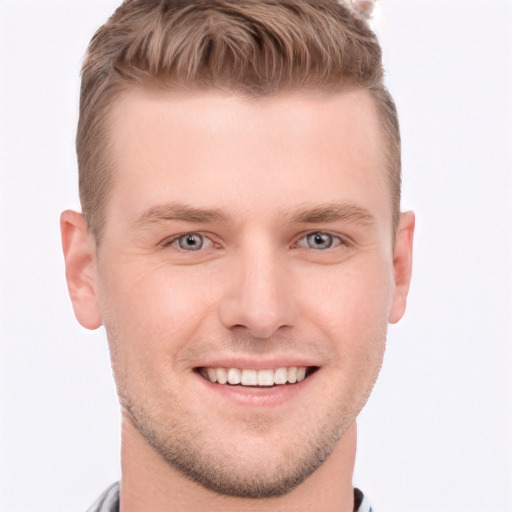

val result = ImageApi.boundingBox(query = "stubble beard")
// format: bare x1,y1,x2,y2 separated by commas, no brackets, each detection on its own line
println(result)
123,395,353,499
105,313,387,499
116,351,384,499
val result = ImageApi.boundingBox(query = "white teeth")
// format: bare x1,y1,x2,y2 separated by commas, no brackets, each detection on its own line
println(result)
216,368,228,384
287,367,297,384
207,368,217,383
257,369,274,386
227,368,241,385
201,366,310,386
274,367,287,385
241,369,257,386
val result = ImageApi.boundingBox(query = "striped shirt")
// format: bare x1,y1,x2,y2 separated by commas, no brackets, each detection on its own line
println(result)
86,482,373,511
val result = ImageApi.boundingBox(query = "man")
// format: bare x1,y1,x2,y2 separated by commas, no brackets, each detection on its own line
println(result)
61,0,414,510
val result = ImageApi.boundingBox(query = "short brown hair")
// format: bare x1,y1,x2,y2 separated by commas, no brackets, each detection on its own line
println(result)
77,0,401,240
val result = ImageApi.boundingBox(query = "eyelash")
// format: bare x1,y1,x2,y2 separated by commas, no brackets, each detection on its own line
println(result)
162,232,216,251
294,231,345,250
161,231,347,252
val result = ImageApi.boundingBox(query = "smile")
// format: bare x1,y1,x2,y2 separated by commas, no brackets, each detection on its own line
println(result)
198,366,315,387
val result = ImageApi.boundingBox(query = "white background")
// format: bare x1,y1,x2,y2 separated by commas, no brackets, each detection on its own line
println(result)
0,1,511,511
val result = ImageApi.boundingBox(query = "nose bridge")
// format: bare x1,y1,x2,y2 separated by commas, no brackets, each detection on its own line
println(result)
219,233,297,338
243,242,281,306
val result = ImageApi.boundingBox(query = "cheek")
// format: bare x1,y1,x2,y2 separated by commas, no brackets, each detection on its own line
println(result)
98,262,222,405
297,257,392,384
305,262,390,408
301,258,393,333
98,262,218,356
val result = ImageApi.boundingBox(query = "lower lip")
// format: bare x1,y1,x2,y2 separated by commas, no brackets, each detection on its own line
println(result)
195,371,316,408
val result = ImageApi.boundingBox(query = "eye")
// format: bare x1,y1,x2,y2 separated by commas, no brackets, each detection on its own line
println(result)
178,233,204,250
165,233,210,251
297,232,342,250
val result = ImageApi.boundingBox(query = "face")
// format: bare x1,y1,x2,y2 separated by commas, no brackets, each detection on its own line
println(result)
64,88,413,498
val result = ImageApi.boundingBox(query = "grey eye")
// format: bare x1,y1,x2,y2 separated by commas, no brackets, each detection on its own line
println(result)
177,233,204,251
305,232,334,250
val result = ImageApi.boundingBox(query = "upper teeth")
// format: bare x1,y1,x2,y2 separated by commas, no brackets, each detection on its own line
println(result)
201,367,307,386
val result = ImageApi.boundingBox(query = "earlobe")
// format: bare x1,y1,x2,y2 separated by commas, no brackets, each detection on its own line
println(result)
388,211,415,324
60,210,102,330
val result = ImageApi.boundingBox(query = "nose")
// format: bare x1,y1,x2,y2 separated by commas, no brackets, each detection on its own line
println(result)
218,242,298,339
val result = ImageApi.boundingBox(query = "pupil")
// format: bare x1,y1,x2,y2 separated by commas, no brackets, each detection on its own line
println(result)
178,233,203,250
308,232,331,249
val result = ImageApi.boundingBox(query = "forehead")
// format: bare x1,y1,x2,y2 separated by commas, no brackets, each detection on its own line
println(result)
105,87,391,229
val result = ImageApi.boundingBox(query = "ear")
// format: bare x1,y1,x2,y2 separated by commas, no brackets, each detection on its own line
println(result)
388,211,415,324
60,210,102,330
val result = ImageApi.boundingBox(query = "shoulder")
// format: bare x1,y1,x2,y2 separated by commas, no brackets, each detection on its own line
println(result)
85,482,120,512
354,487,374,512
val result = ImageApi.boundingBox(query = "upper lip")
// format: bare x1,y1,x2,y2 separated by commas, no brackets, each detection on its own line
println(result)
194,356,321,371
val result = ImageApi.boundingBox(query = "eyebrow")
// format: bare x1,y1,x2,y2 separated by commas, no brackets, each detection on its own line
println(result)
134,203,229,227
134,201,375,228
283,203,376,226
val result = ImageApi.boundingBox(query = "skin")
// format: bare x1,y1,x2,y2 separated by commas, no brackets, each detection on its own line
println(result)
61,88,414,512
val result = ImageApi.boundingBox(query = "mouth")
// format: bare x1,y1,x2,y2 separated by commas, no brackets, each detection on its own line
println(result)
196,366,318,388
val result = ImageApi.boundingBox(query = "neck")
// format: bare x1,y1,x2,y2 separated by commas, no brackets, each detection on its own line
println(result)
119,416,357,512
